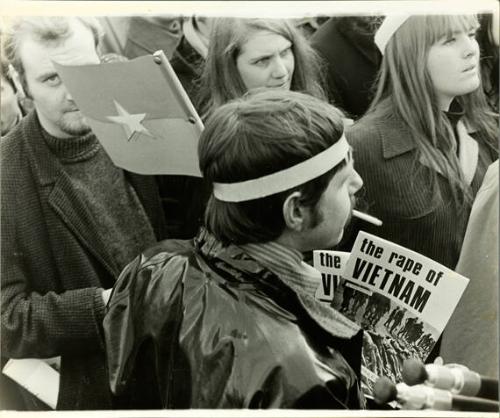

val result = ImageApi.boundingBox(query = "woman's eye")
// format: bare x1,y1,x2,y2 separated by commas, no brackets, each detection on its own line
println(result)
254,57,269,66
280,47,292,57
443,37,456,45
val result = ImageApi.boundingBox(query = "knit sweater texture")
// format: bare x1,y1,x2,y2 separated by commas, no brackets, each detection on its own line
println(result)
42,129,156,272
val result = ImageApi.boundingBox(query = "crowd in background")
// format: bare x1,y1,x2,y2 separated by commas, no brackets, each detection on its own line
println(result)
0,10,498,411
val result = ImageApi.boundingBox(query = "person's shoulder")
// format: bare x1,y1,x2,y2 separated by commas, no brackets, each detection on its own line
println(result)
1,118,34,182
110,239,195,310
346,112,384,151
1,115,27,157
347,110,408,149
1,110,42,155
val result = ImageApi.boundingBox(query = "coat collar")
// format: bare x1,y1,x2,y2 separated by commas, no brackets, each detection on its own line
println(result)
369,114,417,160
194,229,363,377
195,229,362,341
20,111,117,276
378,110,479,184
21,111,65,186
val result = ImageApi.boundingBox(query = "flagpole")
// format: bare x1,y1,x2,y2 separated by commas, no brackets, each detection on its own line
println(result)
153,50,205,134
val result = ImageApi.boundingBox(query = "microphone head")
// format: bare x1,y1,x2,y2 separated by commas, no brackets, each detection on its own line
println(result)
402,358,427,386
373,376,398,404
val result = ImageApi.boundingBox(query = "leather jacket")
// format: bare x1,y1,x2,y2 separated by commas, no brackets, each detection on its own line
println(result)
104,229,366,409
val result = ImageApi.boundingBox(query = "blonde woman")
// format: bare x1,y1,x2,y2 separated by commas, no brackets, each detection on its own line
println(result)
345,14,498,270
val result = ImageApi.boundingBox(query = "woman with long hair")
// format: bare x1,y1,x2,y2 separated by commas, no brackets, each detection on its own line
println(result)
197,17,327,119
344,14,498,270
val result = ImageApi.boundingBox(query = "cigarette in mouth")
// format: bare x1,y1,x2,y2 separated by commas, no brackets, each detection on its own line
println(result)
352,210,383,226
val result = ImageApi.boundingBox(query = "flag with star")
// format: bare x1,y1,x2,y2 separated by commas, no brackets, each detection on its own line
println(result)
54,51,202,176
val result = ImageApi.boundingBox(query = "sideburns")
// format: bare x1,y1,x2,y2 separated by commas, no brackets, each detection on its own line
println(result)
307,204,324,229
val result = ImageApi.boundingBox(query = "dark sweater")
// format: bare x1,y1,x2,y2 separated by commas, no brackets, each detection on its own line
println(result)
42,129,157,272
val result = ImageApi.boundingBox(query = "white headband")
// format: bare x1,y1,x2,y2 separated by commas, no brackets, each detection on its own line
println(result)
375,14,411,53
213,135,350,202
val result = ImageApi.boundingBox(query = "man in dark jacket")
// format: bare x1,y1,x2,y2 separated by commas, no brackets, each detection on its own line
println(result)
104,89,366,409
310,16,383,119
1,17,167,410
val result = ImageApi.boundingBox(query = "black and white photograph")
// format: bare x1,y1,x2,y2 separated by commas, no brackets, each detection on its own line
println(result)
0,0,498,415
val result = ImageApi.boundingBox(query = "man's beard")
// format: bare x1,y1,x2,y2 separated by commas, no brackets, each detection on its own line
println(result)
58,111,92,137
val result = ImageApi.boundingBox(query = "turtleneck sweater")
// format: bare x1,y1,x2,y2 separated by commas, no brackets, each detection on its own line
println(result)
42,128,157,273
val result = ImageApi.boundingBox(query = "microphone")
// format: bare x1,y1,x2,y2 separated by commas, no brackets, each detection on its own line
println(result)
373,376,499,411
402,359,499,400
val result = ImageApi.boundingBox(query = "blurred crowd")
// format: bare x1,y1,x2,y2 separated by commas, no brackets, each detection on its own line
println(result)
0,11,498,412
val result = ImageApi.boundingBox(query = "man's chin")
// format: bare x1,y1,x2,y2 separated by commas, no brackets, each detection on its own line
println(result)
62,125,92,137
60,116,92,137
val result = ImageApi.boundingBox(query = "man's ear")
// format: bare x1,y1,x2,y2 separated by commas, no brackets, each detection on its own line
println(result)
282,191,308,232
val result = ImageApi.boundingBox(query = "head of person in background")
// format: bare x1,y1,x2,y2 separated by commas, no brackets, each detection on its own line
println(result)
1,58,23,136
476,12,499,112
370,13,498,205
199,88,363,250
198,18,326,119
4,17,103,139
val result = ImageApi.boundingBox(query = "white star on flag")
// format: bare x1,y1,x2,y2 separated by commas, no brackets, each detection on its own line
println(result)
107,100,153,139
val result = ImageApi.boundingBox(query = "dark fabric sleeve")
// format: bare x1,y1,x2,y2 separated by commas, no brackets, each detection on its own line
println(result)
0,144,107,359
0,227,107,358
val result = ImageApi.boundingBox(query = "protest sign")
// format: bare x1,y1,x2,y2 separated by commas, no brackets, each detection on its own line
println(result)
54,51,202,177
312,251,349,302
313,231,469,395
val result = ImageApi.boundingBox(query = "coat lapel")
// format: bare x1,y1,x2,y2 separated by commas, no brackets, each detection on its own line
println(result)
198,230,362,341
23,112,119,278
379,113,480,184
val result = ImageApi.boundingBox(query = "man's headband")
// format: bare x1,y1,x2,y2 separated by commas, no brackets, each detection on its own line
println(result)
375,14,411,53
212,135,350,202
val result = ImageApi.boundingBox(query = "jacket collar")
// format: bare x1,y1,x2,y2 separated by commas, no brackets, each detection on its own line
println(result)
195,229,362,341
380,111,479,185
19,111,118,276
21,111,65,186
372,114,417,160
378,105,478,169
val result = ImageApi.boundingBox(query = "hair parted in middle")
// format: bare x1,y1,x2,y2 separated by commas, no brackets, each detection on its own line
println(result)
368,14,498,206
197,17,327,120
199,88,347,245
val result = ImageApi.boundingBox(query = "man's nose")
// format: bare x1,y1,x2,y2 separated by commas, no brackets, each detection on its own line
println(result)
352,169,364,192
